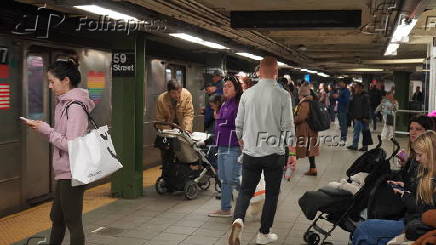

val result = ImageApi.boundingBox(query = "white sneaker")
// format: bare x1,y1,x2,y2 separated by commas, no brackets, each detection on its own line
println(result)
255,232,278,244
229,218,243,245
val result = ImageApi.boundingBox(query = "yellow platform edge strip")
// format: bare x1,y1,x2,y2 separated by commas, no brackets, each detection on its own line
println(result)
0,166,161,245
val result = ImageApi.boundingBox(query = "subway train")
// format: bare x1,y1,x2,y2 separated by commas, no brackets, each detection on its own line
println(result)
0,31,255,217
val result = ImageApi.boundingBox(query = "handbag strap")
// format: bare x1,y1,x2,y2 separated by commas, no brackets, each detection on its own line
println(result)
64,100,98,129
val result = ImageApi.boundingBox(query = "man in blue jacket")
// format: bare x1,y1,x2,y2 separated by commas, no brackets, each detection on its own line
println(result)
333,80,351,143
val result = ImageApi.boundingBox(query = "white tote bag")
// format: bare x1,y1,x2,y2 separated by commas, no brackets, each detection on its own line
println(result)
68,125,123,186
66,101,123,186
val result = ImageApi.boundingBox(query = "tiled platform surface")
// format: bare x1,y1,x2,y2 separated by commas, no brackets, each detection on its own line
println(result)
14,126,406,245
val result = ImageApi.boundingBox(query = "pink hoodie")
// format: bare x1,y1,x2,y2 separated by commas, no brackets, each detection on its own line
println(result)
36,88,95,180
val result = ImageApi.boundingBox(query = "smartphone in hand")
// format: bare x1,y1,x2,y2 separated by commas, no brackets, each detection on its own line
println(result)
395,149,408,162
19,117,31,123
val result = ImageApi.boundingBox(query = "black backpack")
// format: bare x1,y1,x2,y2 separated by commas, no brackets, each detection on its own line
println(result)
305,100,330,132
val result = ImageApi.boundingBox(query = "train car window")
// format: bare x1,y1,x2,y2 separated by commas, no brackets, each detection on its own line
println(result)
26,56,44,120
176,70,183,86
166,64,186,88
165,68,172,83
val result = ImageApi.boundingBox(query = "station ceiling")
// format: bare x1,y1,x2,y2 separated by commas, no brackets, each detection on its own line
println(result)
17,0,436,75
126,0,436,74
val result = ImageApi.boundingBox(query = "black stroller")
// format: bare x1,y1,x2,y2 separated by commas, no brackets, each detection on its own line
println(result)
298,136,400,245
153,122,217,200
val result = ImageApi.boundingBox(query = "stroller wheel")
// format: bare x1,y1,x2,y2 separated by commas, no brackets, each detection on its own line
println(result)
307,232,320,245
304,231,314,242
184,180,199,200
198,176,211,190
155,177,168,195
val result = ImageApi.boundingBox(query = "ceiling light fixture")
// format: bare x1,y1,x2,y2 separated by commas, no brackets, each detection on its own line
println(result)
169,33,228,49
74,5,138,21
391,18,417,43
384,18,417,56
339,68,385,72
363,58,425,64
384,43,400,56
278,62,288,67
236,52,263,60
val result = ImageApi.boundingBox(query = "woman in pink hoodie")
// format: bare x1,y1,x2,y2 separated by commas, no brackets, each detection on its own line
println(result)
23,58,95,245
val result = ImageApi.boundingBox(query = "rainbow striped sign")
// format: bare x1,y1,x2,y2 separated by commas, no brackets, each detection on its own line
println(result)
0,83,10,110
87,71,105,104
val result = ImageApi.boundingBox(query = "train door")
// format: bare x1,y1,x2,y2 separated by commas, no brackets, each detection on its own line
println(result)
165,64,186,87
23,51,51,203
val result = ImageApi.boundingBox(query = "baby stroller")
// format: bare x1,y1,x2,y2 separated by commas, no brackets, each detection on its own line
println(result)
153,122,217,200
298,136,400,245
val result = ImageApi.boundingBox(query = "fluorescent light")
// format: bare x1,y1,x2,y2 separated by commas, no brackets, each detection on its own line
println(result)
384,43,400,56
236,53,263,60
74,5,138,21
278,62,287,67
338,68,384,72
307,70,318,74
363,58,424,64
391,18,417,43
169,33,228,49
317,72,330,77
383,18,417,56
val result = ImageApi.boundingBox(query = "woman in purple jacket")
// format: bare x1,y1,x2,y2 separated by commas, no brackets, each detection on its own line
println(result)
23,58,95,245
209,75,244,217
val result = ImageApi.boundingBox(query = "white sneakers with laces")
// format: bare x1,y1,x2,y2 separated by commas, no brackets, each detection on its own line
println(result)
255,232,278,244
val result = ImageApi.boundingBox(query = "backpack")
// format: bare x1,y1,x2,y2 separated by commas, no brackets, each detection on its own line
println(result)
305,100,330,132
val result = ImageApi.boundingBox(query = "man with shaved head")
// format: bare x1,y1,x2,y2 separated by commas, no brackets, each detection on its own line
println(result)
229,57,296,245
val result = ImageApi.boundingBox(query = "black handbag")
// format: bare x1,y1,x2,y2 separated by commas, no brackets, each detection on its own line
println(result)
362,124,373,146
386,114,394,126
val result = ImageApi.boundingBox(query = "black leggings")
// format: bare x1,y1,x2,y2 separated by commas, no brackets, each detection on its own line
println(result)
309,156,316,169
50,180,85,245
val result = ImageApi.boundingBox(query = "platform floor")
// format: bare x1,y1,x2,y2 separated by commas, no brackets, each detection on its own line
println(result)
3,124,407,245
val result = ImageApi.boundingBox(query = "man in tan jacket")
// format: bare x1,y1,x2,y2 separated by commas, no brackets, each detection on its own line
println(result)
155,79,194,132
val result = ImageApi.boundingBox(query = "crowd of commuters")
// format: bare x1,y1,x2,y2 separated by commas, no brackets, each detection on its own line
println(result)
18,51,434,245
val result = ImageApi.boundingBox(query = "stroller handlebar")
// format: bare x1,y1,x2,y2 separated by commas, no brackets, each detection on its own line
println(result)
153,121,184,131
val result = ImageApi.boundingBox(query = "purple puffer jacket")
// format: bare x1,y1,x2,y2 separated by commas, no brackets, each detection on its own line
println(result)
36,88,95,180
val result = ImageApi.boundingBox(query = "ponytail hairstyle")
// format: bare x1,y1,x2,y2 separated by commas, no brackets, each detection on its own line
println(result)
412,130,436,205
48,56,81,88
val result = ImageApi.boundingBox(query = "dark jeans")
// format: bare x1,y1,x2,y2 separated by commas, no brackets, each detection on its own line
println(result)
338,111,348,141
371,110,377,130
50,180,85,245
233,153,284,234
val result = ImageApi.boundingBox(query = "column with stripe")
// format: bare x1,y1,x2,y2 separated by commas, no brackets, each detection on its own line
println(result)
0,83,10,110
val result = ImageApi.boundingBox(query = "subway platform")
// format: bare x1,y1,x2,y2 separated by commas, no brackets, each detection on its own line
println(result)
3,126,405,245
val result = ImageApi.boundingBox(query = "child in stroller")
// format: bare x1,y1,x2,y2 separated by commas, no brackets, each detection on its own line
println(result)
153,121,217,200
298,136,400,245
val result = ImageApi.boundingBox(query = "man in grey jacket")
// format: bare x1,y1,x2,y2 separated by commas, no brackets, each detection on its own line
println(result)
229,57,296,245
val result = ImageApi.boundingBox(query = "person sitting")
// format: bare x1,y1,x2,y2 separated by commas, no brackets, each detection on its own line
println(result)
352,129,436,245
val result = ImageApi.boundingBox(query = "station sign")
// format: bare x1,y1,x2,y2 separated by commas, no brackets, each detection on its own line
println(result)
112,50,135,77
0,47,8,64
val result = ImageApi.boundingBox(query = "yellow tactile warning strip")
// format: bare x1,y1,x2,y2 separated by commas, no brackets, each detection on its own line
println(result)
0,166,162,245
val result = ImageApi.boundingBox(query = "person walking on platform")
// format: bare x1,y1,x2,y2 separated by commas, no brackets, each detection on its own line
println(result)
229,57,296,245
347,82,371,151
208,76,243,218
295,83,320,176
22,58,94,245
369,82,383,131
376,90,399,140
155,79,194,132
332,80,350,143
